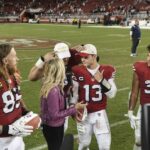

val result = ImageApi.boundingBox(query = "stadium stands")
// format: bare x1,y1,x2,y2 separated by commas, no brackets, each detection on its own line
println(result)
0,0,149,24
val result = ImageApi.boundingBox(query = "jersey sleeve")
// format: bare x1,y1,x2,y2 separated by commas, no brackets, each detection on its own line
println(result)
71,65,80,82
104,65,117,98
133,61,141,76
103,65,116,80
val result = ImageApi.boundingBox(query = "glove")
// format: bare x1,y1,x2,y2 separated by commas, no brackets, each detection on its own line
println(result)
125,110,139,129
8,114,34,136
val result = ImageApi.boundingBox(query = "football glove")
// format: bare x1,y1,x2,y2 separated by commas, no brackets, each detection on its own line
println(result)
8,112,34,136
125,110,139,129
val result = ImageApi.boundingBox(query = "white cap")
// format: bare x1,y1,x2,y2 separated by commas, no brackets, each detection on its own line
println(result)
54,43,71,59
79,44,97,57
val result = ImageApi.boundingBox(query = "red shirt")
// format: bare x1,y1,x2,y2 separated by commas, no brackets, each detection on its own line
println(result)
133,61,150,105
72,64,115,113
0,75,22,137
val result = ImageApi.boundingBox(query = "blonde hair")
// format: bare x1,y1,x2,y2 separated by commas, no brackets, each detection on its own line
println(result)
40,58,65,98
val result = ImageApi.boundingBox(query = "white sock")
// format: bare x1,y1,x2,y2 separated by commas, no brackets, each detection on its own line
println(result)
78,144,89,150
133,144,141,150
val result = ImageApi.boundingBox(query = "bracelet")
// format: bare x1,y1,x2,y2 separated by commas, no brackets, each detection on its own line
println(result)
35,57,45,69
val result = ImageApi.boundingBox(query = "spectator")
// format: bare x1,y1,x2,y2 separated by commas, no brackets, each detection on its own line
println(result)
127,44,150,150
71,44,117,150
78,18,81,28
130,19,141,57
0,43,33,150
40,58,87,150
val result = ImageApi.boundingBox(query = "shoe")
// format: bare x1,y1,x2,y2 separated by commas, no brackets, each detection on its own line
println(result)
130,53,137,57
130,53,134,57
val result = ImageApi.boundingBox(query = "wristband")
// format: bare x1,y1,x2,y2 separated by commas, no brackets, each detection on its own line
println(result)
22,107,29,116
99,78,111,93
35,57,45,69
2,125,9,135
40,56,45,61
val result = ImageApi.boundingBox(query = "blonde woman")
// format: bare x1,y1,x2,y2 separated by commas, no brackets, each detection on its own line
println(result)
40,58,86,150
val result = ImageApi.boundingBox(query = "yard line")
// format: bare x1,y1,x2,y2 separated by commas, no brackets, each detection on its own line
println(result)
115,64,132,68
118,87,129,92
21,57,36,60
21,79,29,83
28,144,47,150
28,119,129,150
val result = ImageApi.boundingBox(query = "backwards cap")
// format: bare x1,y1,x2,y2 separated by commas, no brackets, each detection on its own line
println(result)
54,43,71,59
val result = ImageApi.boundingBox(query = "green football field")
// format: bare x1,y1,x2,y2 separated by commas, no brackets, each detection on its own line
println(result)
0,23,150,150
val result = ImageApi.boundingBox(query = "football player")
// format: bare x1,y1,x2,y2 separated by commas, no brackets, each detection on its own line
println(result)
127,44,150,150
0,44,33,150
71,44,117,150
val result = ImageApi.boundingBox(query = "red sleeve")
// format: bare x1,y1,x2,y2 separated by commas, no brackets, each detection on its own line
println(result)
101,65,116,80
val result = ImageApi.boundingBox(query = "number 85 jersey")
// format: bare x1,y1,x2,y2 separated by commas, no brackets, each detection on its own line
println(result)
72,65,116,113
0,75,22,126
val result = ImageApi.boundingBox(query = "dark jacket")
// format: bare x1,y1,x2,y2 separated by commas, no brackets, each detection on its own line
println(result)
131,25,141,39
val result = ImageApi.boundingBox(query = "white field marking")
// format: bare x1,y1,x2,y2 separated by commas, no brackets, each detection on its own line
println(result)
26,23,150,30
28,119,129,150
21,57,36,60
117,87,129,91
21,80,29,83
100,44,146,52
115,64,132,68
86,25,150,30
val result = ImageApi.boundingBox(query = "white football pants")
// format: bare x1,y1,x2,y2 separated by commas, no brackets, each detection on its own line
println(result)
77,109,111,150
133,106,141,150
0,136,25,150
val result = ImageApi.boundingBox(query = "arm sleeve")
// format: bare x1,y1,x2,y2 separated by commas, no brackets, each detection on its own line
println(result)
105,78,117,98
47,90,76,120
70,80,79,104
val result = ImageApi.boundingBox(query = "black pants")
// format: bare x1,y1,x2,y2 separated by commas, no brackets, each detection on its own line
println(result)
131,38,140,54
42,124,64,150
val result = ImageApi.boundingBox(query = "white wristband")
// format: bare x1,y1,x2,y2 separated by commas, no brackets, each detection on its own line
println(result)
35,57,45,69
